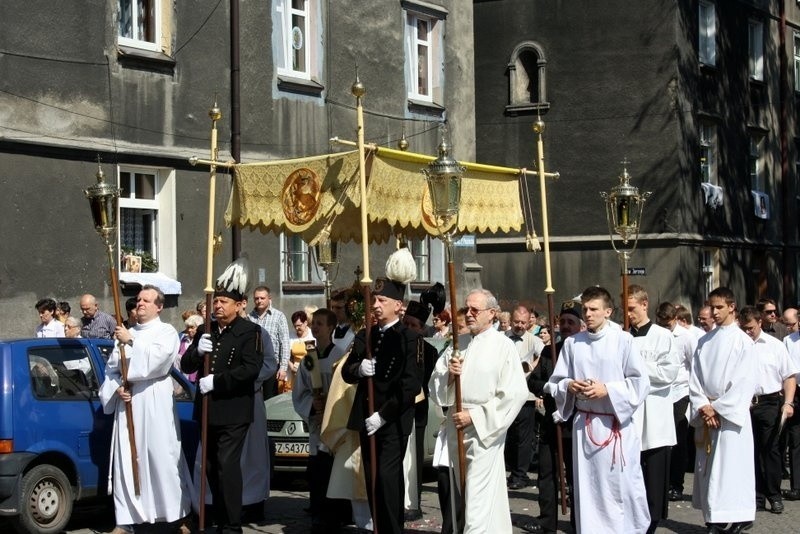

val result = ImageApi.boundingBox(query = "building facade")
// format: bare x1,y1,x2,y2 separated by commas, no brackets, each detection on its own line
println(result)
473,0,800,318
0,1,475,336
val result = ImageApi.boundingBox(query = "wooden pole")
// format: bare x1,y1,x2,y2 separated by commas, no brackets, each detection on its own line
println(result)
353,80,379,534
443,238,467,510
198,104,221,532
107,245,140,497
534,120,568,515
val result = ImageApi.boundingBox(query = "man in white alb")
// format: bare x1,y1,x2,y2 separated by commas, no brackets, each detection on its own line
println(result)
689,287,757,534
545,286,651,533
429,289,528,533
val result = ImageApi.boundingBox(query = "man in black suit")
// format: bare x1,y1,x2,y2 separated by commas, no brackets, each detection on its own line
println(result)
342,273,423,534
181,259,263,534
521,299,584,534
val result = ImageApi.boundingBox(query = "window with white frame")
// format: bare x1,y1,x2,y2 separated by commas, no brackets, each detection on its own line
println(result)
282,234,312,282
275,0,319,81
118,166,176,276
700,123,717,185
702,248,718,299
794,32,800,92
698,1,716,66
118,0,162,52
749,20,764,81
749,134,765,192
409,238,430,283
404,4,445,105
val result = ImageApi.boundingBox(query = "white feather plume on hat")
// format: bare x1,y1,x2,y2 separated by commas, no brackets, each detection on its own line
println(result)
385,247,417,285
216,255,250,297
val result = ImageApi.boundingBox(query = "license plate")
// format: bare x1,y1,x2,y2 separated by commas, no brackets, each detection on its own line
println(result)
275,441,310,456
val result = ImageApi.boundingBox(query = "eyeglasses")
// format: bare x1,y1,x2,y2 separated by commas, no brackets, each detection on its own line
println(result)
764,309,777,315
466,306,489,316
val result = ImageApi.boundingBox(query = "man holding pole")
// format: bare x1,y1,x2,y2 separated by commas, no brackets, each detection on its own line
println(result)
341,248,422,534
429,288,528,533
100,284,193,534
181,260,263,534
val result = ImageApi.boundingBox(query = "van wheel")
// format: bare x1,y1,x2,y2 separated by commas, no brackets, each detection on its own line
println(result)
13,465,73,534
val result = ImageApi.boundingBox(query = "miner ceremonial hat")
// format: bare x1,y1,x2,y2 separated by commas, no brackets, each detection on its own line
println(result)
214,256,249,302
560,299,582,321
405,300,430,324
373,247,417,302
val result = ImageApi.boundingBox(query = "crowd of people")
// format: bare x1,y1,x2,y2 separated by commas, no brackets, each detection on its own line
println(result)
30,261,800,534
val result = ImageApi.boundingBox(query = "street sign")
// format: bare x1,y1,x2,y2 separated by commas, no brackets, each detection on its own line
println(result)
627,267,646,275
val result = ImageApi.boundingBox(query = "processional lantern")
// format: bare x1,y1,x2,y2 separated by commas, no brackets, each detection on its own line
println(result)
84,164,121,248
423,136,465,234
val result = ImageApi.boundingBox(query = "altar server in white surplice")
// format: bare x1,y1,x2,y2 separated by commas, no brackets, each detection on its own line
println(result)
429,289,528,534
100,285,193,533
689,287,757,534
545,286,651,534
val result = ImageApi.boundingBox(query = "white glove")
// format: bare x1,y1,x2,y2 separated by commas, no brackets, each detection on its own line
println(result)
365,412,386,436
199,374,215,394
198,334,213,355
358,358,376,377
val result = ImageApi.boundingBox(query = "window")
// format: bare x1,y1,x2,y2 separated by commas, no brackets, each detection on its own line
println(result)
700,123,717,185
119,0,162,52
283,234,311,282
698,1,716,66
118,166,177,277
749,20,764,81
409,238,430,283
794,32,800,91
506,41,549,115
275,0,319,81
749,135,765,191
404,2,446,106
702,249,718,299
28,347,98,400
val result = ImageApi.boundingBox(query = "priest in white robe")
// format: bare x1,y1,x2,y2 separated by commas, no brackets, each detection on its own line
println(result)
99,285,193,532
689,287,757,533
545,286,651,534
429,289,528,534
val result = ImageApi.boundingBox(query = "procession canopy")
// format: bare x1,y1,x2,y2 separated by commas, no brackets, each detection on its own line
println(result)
224,146,525,244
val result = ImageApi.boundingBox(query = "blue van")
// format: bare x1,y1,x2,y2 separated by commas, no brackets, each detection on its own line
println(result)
0,337,197,533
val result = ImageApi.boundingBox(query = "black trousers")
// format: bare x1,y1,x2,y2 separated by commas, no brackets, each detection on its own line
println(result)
207,423,249,533
360,427,408,534
413,424,425,509
669,395,690,492
537,421,573,534
641,445,670,533
751,396,783,501
308,451,351,531
506,401,536,483
784,409,800,490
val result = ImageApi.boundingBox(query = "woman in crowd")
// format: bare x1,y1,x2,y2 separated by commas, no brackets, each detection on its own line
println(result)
280,310,315,392
432,309,452,339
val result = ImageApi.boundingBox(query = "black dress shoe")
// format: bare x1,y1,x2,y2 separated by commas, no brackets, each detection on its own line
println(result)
705,523,727,534
667,488,681,501
768,497,784,514
727,521,753,533
520,520,544,533
755,501,766,511
403,509,423,522
785,488,800,500
508,479,526,490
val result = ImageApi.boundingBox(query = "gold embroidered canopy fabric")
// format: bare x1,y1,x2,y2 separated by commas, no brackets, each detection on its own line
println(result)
224,148,524,244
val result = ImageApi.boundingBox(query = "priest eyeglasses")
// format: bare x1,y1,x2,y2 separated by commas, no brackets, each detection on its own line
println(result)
466,306,490,316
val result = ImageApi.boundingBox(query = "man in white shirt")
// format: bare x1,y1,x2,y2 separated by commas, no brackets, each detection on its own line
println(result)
330,288,356,353
739,305,797,515
505,305,544,489
654,301,697,502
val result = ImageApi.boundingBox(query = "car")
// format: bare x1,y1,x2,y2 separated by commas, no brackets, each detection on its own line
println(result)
0,337,198,534
266,389,445,474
